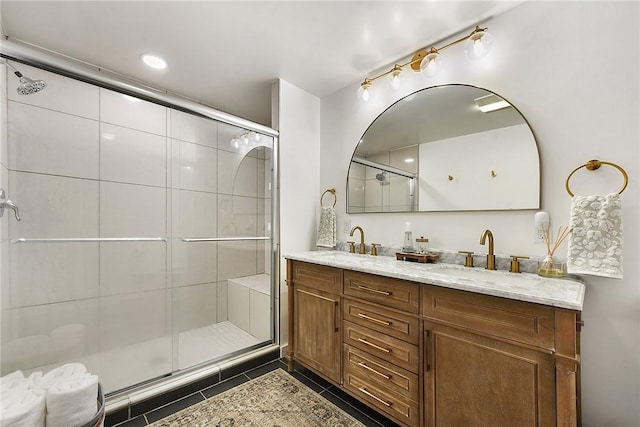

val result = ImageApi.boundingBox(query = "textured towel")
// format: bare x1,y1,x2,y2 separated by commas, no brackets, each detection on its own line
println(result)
567,193,623,279
29,362,88,391
0,371,28,400
0,387,46,427
45,373,99,427
316,207,337,248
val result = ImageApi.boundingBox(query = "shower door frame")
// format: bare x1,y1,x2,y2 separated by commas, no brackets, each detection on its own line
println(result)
1,39,281,405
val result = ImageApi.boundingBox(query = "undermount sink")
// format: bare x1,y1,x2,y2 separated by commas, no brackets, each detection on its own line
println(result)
428,264,542,285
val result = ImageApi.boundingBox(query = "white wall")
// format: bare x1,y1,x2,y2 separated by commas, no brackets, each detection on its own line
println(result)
320,2,639,426
273,79,321,349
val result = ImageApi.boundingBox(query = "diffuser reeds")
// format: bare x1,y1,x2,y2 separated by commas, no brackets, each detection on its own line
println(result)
538,225,572,277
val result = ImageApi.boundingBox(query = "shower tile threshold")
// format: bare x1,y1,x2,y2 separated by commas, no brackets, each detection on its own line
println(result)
107,358,401,427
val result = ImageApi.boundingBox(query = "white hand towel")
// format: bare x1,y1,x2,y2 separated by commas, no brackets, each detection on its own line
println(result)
0,371,27,400
567,193,623,279
0,387,46,427
45,373,99,427
316,207,337,248
29,362,88,391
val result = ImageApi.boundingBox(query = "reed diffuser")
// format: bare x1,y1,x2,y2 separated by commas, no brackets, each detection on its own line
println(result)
538,225,572,278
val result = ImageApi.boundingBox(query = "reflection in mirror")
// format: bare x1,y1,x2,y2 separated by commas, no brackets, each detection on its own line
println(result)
347,85,540,212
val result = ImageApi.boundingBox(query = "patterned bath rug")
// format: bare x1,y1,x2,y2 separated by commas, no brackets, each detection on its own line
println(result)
147,368,365,427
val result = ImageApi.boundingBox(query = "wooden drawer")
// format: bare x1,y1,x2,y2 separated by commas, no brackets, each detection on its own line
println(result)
344,371,420,427
422,286,555,350
343,321,419,373
343,298,419,344
291,261,342,294
344,344,419,401
344,271,419,313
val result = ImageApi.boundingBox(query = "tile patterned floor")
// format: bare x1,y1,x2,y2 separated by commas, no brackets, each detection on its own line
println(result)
110,358,402,427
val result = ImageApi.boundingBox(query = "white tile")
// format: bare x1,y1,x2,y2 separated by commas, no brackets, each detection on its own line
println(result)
176,140,217,192
227,280,249,333
100,182,166,237
249,289,271,341
176,282,217,332
100,123,167,186
7,62,99,120
217,281,228,322
98,289,169,350
174,190,217,238
100,88,166,135
100,241,167,296
217,241,257,281
1,298,100,372
8,102,99,179
218,195,257,237
170,109,218,147
218,150,257,196
0,66,8,169
9,242,99,307
172,240,217,286
9,172,99,238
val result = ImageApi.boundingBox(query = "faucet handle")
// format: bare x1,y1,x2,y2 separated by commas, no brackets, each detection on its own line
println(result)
371,243,381,256
509,255,530,273
347,241,356,253
458,251,475,267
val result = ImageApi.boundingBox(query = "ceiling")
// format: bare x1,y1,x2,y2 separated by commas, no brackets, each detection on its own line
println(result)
0,1,523,127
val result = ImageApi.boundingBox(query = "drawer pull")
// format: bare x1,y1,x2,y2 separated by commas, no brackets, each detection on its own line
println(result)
357,285,391,296
358,387,391,407
357,313,391,326
357,338,392,353
357,362,391,380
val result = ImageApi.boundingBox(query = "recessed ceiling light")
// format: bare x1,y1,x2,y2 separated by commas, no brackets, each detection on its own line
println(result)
404,158,415,163
140,54,167,70
474,94,511,113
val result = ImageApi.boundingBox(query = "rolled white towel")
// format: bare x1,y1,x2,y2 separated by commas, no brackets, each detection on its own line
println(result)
0,371,28,400
45,373,99,427
0,387,46,427
29,362,87,391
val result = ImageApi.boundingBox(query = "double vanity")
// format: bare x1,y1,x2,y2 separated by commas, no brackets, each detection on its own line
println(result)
285,251,584,427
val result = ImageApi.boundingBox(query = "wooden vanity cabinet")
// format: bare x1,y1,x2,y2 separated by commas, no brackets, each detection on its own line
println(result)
288,261,343,384
286,260,582,427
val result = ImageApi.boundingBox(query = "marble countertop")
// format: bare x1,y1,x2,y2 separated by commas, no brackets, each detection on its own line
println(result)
284,251,585,311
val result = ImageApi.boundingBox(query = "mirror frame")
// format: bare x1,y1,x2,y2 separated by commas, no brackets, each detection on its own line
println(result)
346,84,541,213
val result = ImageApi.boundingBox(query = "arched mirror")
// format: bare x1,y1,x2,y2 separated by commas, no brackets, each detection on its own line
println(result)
347,85,540,212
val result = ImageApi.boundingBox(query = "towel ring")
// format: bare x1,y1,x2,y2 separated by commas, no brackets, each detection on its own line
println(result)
565,159,628,197
321,188,337,208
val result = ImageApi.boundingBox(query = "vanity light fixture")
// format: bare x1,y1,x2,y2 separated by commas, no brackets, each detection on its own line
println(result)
230,131,261,149
357,25,492,102
474,94,511,113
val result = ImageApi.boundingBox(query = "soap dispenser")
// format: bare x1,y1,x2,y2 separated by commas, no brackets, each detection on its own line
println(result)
402,222,414,253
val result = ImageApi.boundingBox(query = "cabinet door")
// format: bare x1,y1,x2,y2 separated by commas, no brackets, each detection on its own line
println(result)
424,322,556,427
294,286,341,383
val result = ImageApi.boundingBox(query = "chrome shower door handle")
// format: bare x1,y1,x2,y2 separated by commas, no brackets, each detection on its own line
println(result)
0,189,21,221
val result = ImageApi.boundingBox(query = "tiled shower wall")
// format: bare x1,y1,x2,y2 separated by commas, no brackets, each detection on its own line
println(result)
0,63,272,390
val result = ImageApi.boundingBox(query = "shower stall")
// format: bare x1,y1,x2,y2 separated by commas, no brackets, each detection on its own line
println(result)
0,55,279,397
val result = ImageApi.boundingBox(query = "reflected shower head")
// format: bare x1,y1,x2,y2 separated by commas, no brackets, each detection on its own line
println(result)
375,172,387,181
4,61,47,95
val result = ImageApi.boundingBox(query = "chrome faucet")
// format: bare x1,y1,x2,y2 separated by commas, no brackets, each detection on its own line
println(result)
479,229,496,270
349,226,366,254
0,189,20,221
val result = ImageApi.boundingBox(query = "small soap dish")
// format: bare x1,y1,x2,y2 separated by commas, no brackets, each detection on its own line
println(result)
396,252,439,263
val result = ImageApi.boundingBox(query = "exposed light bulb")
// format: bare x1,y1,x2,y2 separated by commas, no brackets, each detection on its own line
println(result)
357,79,372,102
250,131,261,142
231,138,240,149
241,133,250,145
387,65,402,91
420,49,441,78
465,27,493,60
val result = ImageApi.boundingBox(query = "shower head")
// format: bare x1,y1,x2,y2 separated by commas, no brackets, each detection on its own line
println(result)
375,172,387,181
3,61,47,95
